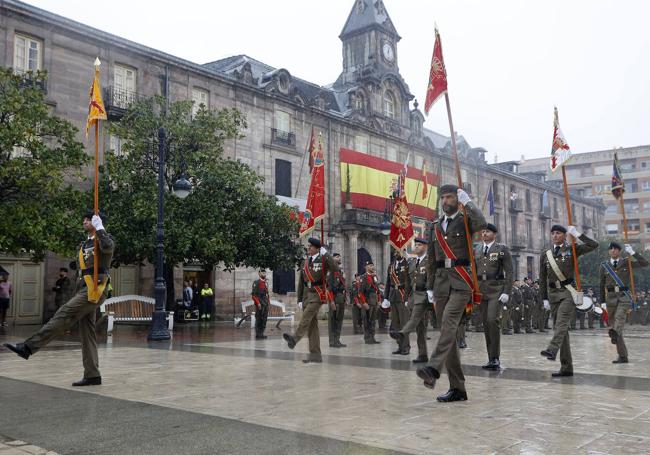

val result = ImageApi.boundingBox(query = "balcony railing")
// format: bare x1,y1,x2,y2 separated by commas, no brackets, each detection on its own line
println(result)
509,198,524,212
17,72,47,94
510,234,527,250
271,128,296,148
104,86,141,119
539,207,551,219
341,208,385,228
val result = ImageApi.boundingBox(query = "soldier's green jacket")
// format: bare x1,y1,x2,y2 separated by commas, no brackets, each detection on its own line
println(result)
297,253,339,304
539,234,598,300
360,272,381,305
76,229,115,293
384,257,410,302
407,254,430,299
251,279,269,305
426,201,487,294
521,283,535,306
599,252,649,298
327,269,347,304
474,242,513,297
511,286,523,310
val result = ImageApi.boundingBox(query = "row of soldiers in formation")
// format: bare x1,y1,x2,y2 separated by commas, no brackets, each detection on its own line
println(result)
276,184,648,403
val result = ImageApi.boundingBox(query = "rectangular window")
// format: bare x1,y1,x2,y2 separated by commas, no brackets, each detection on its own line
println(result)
414,155,424,169
526,220,533,248
645,223,650,234
386,146,397,162
14,34,42,73
606,204,619,214
274,159,292,197
643,181,650,192
526,256,534,279
493,180,500,203
191,87,209,117
355,134,368,153
594,165,611,176
606,224,618,234
644,201,650,211
109,134,124,156
525,189,532,212
113,64,137,108
274,110,290,133
629,219,640,232
272,269,295,294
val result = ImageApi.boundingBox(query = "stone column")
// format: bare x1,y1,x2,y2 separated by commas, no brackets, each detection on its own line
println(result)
348,231,359,280
382,236,391,281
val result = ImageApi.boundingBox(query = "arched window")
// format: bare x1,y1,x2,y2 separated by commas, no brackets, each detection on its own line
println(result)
383,90,396,119
354,93,364,111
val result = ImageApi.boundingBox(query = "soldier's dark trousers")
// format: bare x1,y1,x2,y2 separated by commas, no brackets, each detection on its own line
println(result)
547,291,574,374
351,304,363,333
25,289,103,379
480,295,501,360
363,305,378,342
328,295,346,345
294,300,322,360
390,299,410,351
512,309,523,332
255,303,269,336
400,294,429,357
608,297,630,359
524,304,533,330
428,289,470,393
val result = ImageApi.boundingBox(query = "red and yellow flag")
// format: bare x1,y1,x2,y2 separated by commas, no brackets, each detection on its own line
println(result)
299,132,326,237
424,28,448,115
86,58,106,136
421,160,429,199
389,169,415,251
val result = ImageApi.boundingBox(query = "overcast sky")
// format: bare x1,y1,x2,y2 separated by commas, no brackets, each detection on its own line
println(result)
28,0,650,163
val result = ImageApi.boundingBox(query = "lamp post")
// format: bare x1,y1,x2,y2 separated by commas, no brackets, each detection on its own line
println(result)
148,127,193,341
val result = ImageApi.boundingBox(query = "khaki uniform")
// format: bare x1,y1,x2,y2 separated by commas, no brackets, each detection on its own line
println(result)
25,229,114,379
521,283,535,332
360,272,381,343
511,286,524,333
400,255,431,357
599,252,649,359
293,252,339,361
385,257,411,352
327,269,347,346
350,281,364,333
426,202,487,392
475,241,513,361
251,279,269,338
540,234,598,373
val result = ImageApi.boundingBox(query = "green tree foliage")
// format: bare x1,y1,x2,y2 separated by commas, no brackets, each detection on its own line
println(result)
0,68,88,260
102,96,303,273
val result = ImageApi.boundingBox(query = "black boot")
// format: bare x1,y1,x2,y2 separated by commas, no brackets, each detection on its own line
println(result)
3,343,31,360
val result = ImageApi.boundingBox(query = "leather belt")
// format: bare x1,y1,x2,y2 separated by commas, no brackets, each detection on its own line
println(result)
549,278,574,289
436,259,469,268
477,273,504,282
306,280,323,288
607,285,629,292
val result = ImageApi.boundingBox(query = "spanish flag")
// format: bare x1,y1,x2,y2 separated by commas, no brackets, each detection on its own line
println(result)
86,58,106,137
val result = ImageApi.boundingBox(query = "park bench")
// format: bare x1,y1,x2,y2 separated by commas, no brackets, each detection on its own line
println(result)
99,294,174,336
234,299,295,329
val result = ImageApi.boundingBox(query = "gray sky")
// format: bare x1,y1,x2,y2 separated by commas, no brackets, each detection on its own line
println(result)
28,0,650,163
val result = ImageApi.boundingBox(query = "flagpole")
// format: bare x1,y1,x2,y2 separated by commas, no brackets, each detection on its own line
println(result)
424,158,441,218
614,149,637,305
294,126,313,198
444,92,481,302
560,166,581,291
93,100,99,294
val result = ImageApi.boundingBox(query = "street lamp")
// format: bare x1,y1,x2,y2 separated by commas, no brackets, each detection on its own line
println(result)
148,127,193,341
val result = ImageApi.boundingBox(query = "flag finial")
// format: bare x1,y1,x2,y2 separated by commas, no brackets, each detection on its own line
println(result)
94,57,101,67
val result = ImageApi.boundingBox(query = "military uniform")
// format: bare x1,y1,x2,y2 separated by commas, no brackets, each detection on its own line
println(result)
399,253,431,359
327,269,347,347
360,270,381,344
422,198,486,395
532,284,547,332
475,239,513,364
350,280,364,334
521,282,535,333
251,277,269,339
17,217,114,381
511,285,524,333
540,230,598,374
288,248,339,361
385,255,411,354
599,251,649,361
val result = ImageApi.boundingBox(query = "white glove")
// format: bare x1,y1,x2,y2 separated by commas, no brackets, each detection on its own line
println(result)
498,294,509,303
91,214,104,231
502,306,508,311
320,247,327,255
298,302,303,310
457,188,471,205
427,290,434,303
382,299,391,308
543,299,550,311
567,225,581,238
625,244,635,255
404,301,408,308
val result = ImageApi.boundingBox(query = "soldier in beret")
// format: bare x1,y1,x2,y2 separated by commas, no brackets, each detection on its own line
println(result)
540,224,597,377
415,184,486,402
283,237,338,363
475,223,513,370
327,253,347,348
599,241,649,363
4,210,114,386
384,248,411,355
360,260,381,344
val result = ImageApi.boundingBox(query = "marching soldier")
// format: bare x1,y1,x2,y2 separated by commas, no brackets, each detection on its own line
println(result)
540,225,598,377
384,248,411,355
393,238,430,362
522,277,536,333
475,223,513,370
360,261,381,344
327,253,347,348
415,185,486,402
4,211,114,386
350,273,364,334
283,237,338,363
511,280,524,334
251,269,270,339
599,242,649,363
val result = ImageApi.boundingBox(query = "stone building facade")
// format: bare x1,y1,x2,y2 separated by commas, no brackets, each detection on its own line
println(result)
0,0,605,323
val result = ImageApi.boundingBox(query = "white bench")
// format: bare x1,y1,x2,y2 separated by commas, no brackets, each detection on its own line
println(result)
234,299,295,329
99,294,174,336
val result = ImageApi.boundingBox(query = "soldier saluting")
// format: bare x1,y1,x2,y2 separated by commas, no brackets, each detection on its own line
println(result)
283,237,338,363
539,224,598,377
251,269,270,339
475,223,513,371
600,242,648,364
416,185,486,402
4,211,114,386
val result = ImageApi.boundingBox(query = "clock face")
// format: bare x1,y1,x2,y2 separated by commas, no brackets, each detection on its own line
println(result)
382,42,394,62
